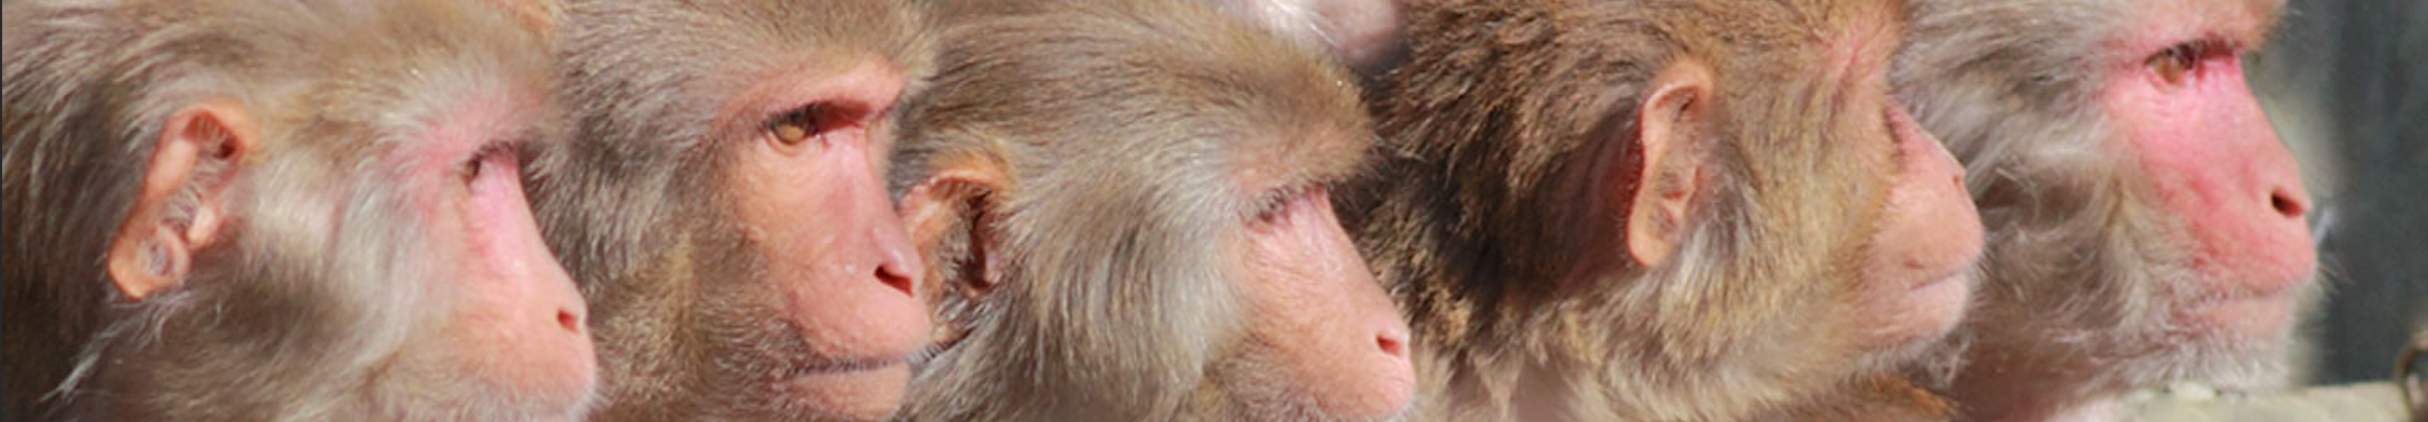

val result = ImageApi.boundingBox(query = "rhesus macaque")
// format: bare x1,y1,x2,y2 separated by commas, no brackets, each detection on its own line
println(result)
1198,0,1404,75
887,0,1414,420
527,0,933,420
1892,0,2319,420
1341,0,1984,420
3,0,594,420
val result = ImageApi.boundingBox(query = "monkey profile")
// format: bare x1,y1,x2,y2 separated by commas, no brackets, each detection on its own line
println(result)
1893,0,2319,420
4,0,595,420
887,0,1416,421
530,0,939,420
1344,0,1985,420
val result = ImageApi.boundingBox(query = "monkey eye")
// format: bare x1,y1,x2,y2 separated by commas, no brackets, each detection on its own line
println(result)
459,144,513,186
1251,185,1322,227
2144,40,2228,86
764,103,860,147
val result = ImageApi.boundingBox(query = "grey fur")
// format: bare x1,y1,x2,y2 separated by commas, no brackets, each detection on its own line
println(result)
1892,0,2305,407
1346,0,1926,420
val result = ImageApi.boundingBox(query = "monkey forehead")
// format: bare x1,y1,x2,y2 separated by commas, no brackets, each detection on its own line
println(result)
712,58,907,140
1817,0,1902,91
1228,125,1372,193
2102,0,2282,62
412,85,553,160
278,0,560,155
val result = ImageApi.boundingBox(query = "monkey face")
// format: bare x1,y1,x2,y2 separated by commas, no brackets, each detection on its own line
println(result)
2100,0,2314,343
1223,185,1416,421
1823,6,1985,352
1844,99,1983,351
535,0,939,418
395,88,598,418
1850,99,1983,353
715,61,931,420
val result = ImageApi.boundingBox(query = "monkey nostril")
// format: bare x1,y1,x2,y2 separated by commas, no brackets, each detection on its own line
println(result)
1377,334,1407,358
556,309,582,334
875,264,916,297
2269,189,2305,219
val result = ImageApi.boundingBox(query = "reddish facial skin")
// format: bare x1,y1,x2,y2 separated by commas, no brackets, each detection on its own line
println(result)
1209,0,1404,72
2104,2,2313,338
391,88,597,414
1860,102,1983,347
430,146,596,404
723,62,931,420
1835,7,1985,350
542,0,935,418
1890,0,2315,420
1236,186,1415,419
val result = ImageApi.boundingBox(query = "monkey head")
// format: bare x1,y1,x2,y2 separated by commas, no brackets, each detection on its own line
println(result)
1894,0,2315,404
1196,0,1406,75
532,0,938,419
888,1,1413,420
4,0,595,419
1352,0,1981,419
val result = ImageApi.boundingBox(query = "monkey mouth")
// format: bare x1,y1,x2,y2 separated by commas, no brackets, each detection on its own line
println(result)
783,354,912,377
1908,268,1971,292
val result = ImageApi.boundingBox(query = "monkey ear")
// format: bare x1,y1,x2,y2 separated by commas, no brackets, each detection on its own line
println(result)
1623,59,1715,268
898,157,1011,301
106,100,259,300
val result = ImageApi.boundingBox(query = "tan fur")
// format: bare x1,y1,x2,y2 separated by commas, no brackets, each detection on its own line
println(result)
886,0,1374,420
528,0,930,419
2,0,570,419
1344,0,1916,421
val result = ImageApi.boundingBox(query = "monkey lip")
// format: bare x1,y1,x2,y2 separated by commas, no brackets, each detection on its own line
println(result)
2193,269,2315,305
783,354,912,377
1907,268,1971,292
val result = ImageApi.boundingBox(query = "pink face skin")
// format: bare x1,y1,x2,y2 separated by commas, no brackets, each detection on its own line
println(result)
407,89,597,417
1835,7,1985,349
722,60,932,421
1235,185,1416,420
1858,101,1984,347
2102,1,2313,341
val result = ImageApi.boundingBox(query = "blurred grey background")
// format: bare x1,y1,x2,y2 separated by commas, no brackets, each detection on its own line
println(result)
2249,0,2427,386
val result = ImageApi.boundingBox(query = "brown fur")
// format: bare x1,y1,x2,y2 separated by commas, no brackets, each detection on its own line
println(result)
2,0,571,420
1344,0,1918,420
886,0,1374,420
527,0,930,420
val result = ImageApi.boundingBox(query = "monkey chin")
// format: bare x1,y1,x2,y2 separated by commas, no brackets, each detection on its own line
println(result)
2172,263,2317,344
2175,289,2301,343
778,361,914,421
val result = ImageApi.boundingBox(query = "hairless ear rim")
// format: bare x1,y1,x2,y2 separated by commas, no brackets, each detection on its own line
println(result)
1623,58,1715,268
106,100,257,300
899,156,1011,301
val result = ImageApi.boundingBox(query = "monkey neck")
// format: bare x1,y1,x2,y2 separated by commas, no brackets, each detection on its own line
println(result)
1966,396,2123,422
1943,350,2128,422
